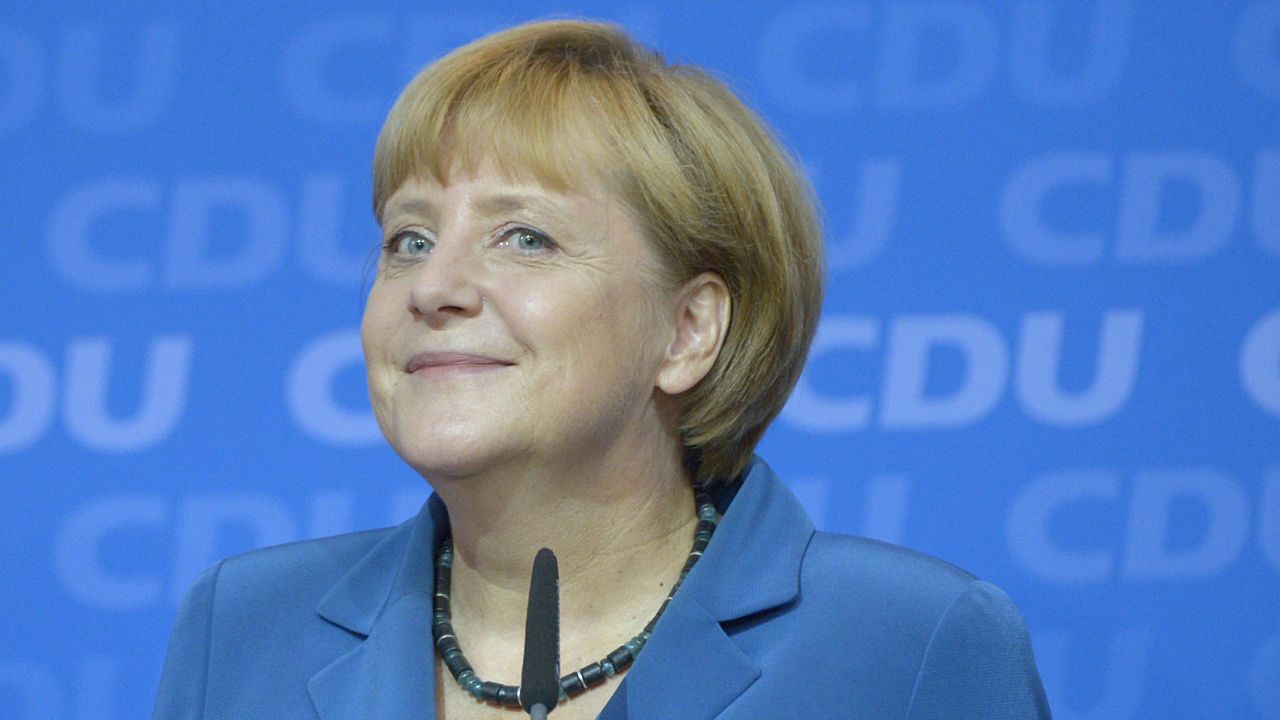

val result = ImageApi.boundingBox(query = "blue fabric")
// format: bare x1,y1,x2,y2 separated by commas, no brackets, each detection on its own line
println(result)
153,458,1051,719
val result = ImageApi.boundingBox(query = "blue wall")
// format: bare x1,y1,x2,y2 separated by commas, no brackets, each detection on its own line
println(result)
2,2,1277,718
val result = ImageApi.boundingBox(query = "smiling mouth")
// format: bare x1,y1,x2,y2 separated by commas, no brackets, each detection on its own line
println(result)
405,352,514,375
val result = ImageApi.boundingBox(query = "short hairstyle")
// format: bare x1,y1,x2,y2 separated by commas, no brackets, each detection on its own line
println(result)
372,19,824,485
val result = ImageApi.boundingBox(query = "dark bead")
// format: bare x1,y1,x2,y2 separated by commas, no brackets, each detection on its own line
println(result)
580,662,607,687
607,646,634,671
442,648,471,677
560,671,587,697
479,681,503,702
460,671,483,697
624,634,647,657
497,684,521,707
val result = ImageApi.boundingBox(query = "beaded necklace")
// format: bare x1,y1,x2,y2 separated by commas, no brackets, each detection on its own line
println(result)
432,491,719,708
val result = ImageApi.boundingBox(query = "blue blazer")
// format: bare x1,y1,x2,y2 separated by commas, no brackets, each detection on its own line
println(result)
153,459,1051,719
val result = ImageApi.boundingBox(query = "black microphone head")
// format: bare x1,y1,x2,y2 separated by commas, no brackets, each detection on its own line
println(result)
520,547,560,712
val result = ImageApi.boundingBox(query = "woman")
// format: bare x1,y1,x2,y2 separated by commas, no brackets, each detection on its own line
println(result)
153,19,1050,720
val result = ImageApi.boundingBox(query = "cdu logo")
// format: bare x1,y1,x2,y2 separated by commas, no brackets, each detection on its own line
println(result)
0,337,191,454
0,22,180,136
1000,151,1280,266
783,310,1143,431
759,1,1135,113
45,176,373,293
1007,466,1280,584
53,487,428,611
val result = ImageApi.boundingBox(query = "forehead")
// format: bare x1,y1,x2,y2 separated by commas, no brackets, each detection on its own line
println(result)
380,162,612,222
378,127,623,218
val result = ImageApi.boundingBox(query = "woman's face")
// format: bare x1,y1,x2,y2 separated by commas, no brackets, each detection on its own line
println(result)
362,160,676,479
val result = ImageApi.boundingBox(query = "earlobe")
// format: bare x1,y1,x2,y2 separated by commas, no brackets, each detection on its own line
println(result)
657,272,730,395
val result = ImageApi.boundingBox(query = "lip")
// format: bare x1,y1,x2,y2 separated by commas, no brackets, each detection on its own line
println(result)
405,351,514,375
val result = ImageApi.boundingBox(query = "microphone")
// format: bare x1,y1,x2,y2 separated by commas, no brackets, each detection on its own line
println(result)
520,548,560,719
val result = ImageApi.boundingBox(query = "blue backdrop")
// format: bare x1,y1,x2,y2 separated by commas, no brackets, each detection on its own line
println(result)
2,2,1277,718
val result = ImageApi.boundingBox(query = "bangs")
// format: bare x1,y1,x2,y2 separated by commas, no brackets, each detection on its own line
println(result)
372,23,676,220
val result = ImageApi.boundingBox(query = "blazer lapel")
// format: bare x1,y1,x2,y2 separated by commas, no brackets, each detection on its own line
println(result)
307,495,450,720
307,593,435,719
620,594,760,720
618,458,815,720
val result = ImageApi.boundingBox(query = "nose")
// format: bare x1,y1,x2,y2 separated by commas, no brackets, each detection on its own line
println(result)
407,244,484,327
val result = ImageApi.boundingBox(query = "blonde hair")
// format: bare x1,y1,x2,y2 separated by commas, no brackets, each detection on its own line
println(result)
373,19,824,485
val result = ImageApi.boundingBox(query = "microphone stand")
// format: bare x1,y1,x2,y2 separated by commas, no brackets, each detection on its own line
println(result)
521,548,560,718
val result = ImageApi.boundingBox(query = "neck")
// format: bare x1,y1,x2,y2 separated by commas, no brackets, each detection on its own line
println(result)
429,444,697,677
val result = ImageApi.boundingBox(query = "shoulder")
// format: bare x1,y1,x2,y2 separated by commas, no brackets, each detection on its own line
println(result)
152,526,400,718
204,526,394,609
778,532,996,664
788,533,1051,719
803,531,978,611
166,524,399,649
801,533,1038,644
174,524,406,655
803,532,1040,625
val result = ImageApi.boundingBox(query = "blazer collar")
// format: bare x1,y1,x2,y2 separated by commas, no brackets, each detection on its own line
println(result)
618,457,815,719
306,457,814,720
680,457,815,621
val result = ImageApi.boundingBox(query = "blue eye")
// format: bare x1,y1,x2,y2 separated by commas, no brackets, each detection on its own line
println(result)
506,227,554,253
387,229,433,256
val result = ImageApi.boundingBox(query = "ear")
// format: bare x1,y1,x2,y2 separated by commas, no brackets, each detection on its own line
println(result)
657,272,731,395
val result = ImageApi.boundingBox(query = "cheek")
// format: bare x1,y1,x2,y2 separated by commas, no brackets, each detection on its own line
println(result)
359,321,383,381
361,281,399,350
361,285,401,396
566,278,668,376
502,278,588,341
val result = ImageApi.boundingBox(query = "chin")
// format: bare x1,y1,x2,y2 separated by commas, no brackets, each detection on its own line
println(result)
386,419,515,482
